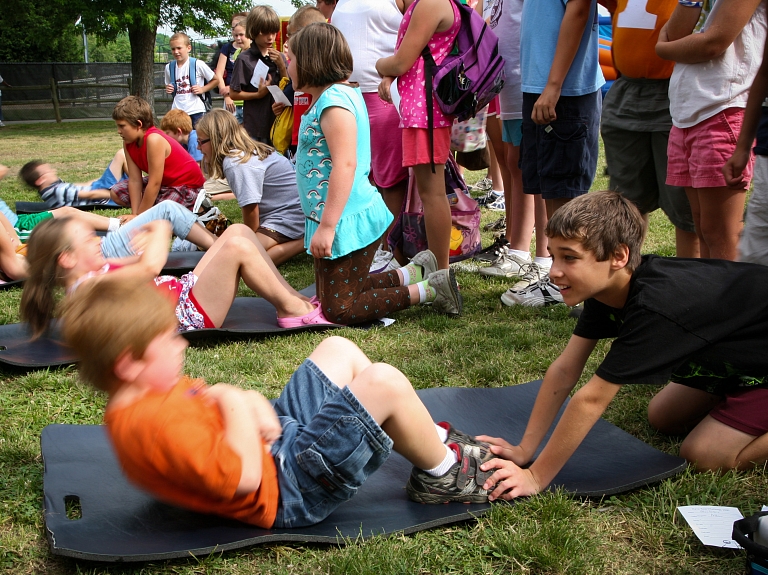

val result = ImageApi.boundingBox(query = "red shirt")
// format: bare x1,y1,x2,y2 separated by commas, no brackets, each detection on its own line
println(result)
125,126,205,188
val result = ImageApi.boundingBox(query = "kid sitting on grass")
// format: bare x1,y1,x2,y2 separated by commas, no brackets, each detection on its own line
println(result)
477,191,768,500
159,109,204,168
62,278,494,527
110,96,205,220
19,160,113,208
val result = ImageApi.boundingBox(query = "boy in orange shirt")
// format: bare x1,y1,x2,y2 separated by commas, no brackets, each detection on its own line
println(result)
63,277,493,528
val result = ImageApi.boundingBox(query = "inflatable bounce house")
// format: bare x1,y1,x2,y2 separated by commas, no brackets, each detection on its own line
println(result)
599,15,616,97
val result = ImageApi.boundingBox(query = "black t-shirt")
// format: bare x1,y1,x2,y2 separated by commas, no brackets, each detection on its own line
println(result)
573,255,768,394
229,47,281,144
754,106,768,156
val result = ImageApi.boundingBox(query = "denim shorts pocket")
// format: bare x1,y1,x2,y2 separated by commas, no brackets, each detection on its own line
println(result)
539,121,589,179
295,416,375,500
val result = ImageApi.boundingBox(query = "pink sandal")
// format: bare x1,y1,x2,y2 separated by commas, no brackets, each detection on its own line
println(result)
277,300,334,328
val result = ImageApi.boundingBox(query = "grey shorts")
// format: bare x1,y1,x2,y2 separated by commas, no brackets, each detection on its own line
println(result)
601,77,695,233
740,154,768,264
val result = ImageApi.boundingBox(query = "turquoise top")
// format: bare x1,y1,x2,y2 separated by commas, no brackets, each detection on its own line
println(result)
296,83,393,258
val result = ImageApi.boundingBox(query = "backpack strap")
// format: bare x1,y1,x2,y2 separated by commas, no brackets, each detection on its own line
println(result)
421,46,437,174
168,61,177,97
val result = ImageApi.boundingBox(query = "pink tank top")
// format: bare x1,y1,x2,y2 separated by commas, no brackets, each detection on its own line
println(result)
125,126,205,189
396,0,461,129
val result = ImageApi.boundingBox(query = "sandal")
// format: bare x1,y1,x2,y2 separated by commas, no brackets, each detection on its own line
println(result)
277,300,334,328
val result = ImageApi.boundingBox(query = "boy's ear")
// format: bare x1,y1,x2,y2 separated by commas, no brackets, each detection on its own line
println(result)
113,348,144,384
610,244,631,271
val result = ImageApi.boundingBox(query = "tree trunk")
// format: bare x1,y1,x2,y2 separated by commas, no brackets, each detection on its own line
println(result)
128,25,158,109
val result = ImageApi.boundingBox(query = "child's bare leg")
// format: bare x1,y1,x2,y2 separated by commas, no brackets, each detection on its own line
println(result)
681,416,768,471
185,222,216,250
108,148,127,182
413,164,452,270
256,232,305,266
691,186,746,260
308,336,446,470
191,225,314,326
50,207,111,231
647,382,721,435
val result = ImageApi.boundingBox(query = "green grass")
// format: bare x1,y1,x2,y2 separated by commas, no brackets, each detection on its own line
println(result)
0,122,764,574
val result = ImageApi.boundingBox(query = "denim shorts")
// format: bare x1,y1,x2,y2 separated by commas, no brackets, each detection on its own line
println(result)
270,359,393,528
520,90,600,200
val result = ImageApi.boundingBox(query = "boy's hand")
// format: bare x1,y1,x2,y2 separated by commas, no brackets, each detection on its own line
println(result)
268,48,286,75
225,95,236,113
480,459,543,501
272,102,286,116
220,85,231,98
165,84,174,94
723,149,751,189
475,435,530,466
532,85,561,124
309,224,335,259
118,214,136,225
191,85,203,95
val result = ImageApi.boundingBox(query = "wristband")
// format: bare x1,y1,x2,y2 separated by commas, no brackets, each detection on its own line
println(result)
678,0,703,6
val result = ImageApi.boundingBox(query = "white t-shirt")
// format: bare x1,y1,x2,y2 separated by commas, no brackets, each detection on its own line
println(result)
332,0,403,93
669,0,767,128
494,0,523,121
164,58,215,116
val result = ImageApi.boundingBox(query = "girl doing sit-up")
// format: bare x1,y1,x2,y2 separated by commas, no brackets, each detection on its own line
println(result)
20,218,332,337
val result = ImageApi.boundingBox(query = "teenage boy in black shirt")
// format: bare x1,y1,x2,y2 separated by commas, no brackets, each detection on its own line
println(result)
477,190,768,500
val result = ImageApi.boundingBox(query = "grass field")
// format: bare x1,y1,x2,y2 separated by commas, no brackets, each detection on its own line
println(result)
0,121,764,574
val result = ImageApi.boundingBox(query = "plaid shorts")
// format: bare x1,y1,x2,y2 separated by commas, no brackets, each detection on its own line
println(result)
111,176,200,210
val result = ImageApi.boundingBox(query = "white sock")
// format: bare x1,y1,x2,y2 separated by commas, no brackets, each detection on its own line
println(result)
508,248,531,261
435,423,448,443
534,256,552,269
417,281,428,303
492,189,503,196
107,218,120,232
424,443,459,477
399,267,411,286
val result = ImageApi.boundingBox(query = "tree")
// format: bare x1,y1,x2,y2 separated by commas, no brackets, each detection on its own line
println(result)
77,0,249,107
0,0,83,62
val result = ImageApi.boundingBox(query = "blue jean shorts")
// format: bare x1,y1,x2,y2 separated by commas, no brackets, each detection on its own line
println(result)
520,90,601,200
270,359,393,528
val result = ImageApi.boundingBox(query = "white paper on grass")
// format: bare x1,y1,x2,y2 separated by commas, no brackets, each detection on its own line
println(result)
250,60,270,88
267,85,292,106
677,505,743,549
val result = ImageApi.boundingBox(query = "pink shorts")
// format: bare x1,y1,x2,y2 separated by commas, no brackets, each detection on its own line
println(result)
667,108,754,189
487,95,500,116
402,127,452,168
363,92,409,189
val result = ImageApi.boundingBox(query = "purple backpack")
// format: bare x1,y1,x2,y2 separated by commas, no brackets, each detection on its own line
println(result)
422,0,506,169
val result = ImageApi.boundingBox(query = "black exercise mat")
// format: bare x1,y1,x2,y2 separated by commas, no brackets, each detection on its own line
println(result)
42,381,686,562
0,278,23,290
0,287,341,368
161,251,205,275
15,200,122,214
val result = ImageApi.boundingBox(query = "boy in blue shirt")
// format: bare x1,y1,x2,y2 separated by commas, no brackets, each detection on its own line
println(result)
506,0,605,307
160,109,205,169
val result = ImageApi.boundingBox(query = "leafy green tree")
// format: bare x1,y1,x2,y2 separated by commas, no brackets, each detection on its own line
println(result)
88,34,132,63
77,0,249,106
0,0,83,62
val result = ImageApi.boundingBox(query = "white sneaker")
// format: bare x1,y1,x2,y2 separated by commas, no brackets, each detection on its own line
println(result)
500,273,563,307
171,237,198,252
370,248,401,274
479,249,531,278
0,121,6,128
486,194,505,212
507,261,549,292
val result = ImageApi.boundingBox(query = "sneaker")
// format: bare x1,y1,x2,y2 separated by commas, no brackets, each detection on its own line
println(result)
428,269,462,316
486,194,505,212
482,215,506,232
500,274,564,307
0,121,6,128
410,249,438,281
474,237,509,263
436,422,491,458
406,443,493,504
171,237,198,252
469,177,493,193
476,189,501,207
507,261,548,292
479,249,531,278
370,248,400,274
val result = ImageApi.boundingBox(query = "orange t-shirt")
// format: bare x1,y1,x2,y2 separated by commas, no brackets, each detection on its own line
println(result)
611,0,677,79
104,376,279,527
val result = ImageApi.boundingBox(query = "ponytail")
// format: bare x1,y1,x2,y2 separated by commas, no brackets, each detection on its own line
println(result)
20,217,72,337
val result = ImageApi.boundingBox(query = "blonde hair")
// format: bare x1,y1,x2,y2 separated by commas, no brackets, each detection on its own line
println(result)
246,5,281,40
20,217,74,337
62,277,178,393
287,6,326,36
545,191,647,272
195,109,275,180
169,32,191,46
289,22,352,90
112,96,154,129
159,109,193,134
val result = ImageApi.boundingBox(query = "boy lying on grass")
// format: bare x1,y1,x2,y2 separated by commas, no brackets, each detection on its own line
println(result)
478,191,768,500
62,277,495,527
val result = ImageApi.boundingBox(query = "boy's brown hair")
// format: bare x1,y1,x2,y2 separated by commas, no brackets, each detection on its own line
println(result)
112,96,155,129
160,109,193,135
62,276,178,393
19,160,44,189
290,22,352,90
287,6,326,36
545,191,647,272
246,5,281,41
169,32,191,47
